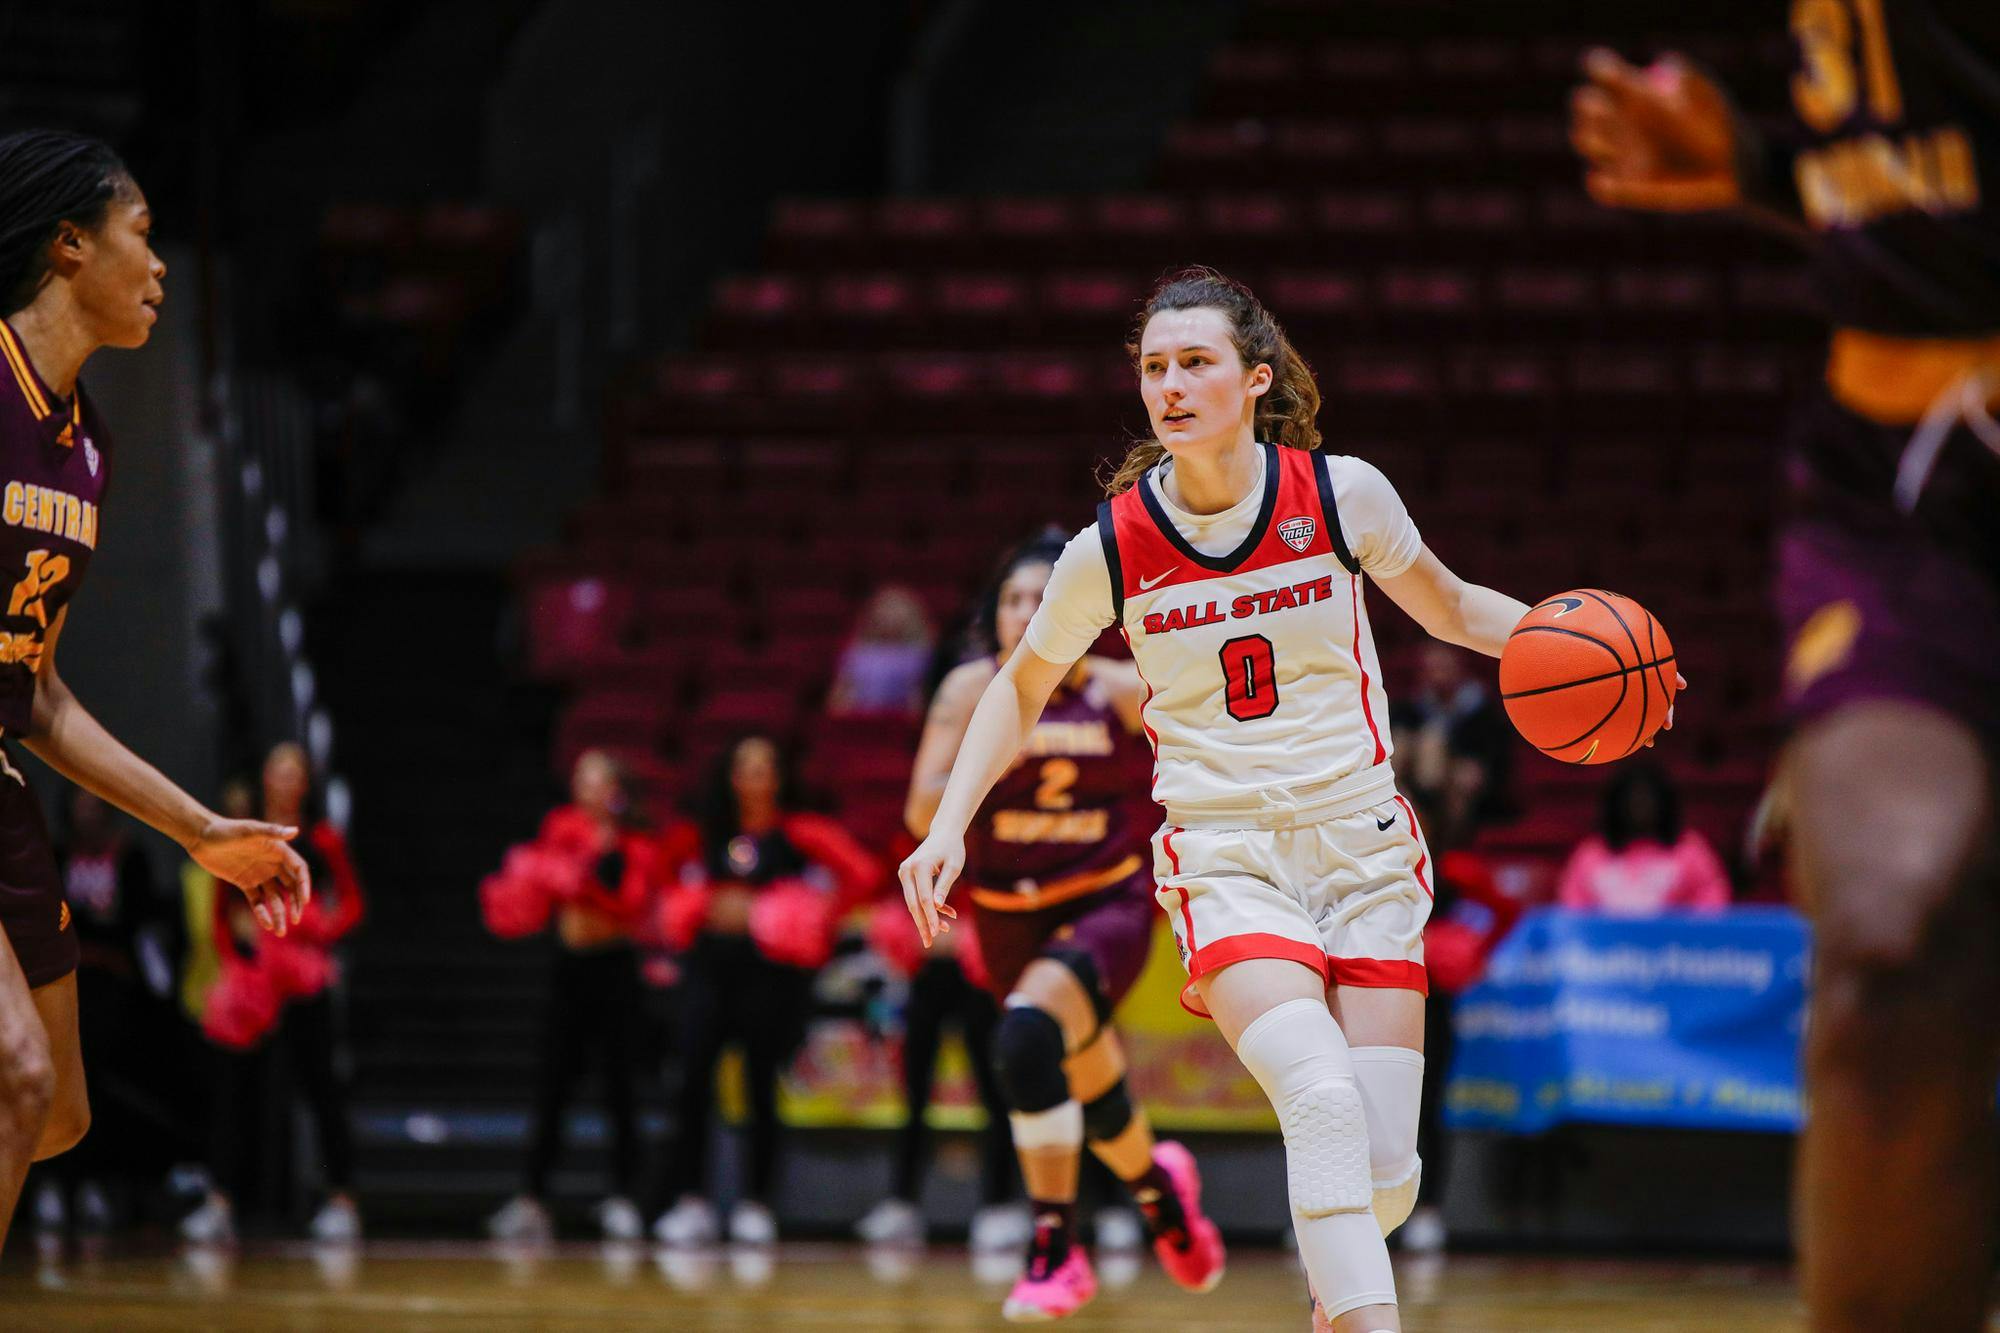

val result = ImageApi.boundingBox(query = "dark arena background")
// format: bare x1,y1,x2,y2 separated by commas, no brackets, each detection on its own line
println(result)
0,1,1994,1329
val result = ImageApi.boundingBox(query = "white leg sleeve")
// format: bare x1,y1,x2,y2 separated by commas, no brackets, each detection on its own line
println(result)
1351,1046,1425,1237
1235,998,1395,1317
1009,1100,1083,1150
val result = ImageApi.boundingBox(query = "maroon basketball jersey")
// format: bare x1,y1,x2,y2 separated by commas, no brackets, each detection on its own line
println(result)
0,320,109,736
963,662,1153,891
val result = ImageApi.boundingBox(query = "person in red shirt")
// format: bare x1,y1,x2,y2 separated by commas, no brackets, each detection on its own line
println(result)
486,749,658,1243
182,743,364,1245
651,733,879,1247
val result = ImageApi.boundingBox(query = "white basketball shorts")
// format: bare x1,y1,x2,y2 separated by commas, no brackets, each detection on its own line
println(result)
1151,793,1433,1018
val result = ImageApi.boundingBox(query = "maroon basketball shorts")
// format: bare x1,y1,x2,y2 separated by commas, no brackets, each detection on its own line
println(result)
0,761,75,989
969,862,1157,1006
1777,387,2000,749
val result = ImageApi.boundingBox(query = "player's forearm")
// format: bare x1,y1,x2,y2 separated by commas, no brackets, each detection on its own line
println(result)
1441,584,1531,658
24,675,212,849
928,675,1040,839
903,777,948,839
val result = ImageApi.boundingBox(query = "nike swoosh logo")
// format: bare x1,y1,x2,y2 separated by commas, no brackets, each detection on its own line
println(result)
1376,815,1396,831
1138,568,1177,590
1549,596,1586,617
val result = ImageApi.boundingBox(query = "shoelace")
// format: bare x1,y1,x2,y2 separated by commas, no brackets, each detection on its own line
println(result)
1893,369,2000,513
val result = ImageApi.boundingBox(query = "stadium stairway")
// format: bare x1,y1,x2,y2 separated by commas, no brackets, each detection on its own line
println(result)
314,570,651,1229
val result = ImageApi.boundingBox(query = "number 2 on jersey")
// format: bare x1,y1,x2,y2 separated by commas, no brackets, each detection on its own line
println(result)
1220,634,1280,722
1034,758,1079,810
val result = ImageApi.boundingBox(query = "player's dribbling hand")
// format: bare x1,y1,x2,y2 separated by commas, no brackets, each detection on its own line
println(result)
898,830,965,949
190,819,313,937
1570,50,1742,212
1644,672,1690,748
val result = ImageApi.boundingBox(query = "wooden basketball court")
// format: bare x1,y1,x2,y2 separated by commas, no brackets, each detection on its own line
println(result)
0,1241,1828,1330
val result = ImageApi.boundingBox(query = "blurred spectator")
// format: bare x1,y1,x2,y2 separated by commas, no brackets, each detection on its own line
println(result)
177,780,254,1023
182,744,367,1245
485,750,660,1243
32,792,184,1236
1389,642,1514,849
1557,764,1732,916
1405,840,1525,1254
651,734,879,1247
826,587,934,717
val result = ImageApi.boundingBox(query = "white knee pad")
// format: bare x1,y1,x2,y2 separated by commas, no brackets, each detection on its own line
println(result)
1009,1100,1083,1150
1370,1162,1421,1238
1235,999,1373,1219
1351,1046,1424,1237
1278,1078,1374,1217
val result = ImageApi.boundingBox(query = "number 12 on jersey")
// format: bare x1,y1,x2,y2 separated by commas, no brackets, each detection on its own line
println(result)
1220,633,1280,722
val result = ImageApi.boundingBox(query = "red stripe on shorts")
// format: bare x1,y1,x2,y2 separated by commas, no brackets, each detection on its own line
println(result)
1161,825,1194,950
1391,794,1433,900
1327,956,1429,995
1180,932,1335,1018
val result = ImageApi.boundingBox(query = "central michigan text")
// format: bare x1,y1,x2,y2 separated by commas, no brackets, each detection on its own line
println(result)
3,482,97,549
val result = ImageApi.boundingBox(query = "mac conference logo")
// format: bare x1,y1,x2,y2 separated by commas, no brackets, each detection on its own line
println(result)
1277,516,1316,553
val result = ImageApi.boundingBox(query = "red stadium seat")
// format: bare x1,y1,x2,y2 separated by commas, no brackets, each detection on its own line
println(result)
555,692,673,767
822,273,916,322
1091,196,1188,240
522,575,635,679
714,273,805,321
1267,271,1368,319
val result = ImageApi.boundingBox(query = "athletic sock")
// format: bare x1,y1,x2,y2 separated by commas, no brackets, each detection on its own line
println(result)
1125,1163,1188,1243
1024,1200,1076,1276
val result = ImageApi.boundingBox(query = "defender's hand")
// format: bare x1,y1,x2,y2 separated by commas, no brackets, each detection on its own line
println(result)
191,819,312,936
898,830,965,949
1571,50,1742,212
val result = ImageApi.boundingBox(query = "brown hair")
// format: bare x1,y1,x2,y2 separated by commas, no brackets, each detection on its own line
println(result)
1103,267,1322,495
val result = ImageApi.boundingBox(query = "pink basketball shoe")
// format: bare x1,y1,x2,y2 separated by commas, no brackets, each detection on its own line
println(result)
1002,1240,1097,1323
1146,1140,1226,1293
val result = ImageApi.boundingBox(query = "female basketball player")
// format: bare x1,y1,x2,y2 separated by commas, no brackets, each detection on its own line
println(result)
907,529,1226,1321
0,130,309,1247
903,268,1537,1332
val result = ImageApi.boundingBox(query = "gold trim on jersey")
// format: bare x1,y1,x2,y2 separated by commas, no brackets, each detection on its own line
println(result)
0,322,49,421
968,852,1143,914
1826,329,2000,425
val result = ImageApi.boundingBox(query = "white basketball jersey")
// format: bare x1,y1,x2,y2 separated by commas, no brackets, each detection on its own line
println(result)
1099,443,1395,822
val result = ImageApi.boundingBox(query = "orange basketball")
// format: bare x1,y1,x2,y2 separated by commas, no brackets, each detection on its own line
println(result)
1499,590,1679,765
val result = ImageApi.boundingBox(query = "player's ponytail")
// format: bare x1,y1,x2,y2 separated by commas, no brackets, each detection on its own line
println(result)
0,130,131,316
1103,266,1322,495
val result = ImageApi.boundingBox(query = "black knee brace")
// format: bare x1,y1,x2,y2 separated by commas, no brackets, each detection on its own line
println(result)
1045,945,1114,1028
991,1005,1069,1113
1081,1078,1135,1144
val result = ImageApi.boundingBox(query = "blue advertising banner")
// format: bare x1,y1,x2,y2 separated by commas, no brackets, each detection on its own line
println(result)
1444,908,1810,1134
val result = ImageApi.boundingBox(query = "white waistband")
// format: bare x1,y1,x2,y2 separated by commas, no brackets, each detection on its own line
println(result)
1164,762,1398,831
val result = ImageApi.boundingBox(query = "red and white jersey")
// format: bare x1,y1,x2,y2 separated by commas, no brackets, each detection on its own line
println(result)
1022,443,1422,825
